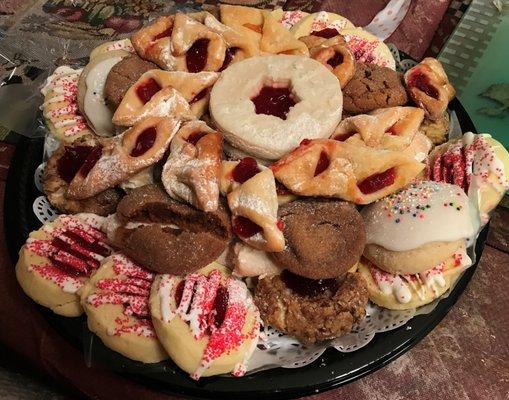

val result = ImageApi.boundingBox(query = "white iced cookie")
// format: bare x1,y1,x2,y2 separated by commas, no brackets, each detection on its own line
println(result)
210,55,343,160
15,214,111,317
89,38,135,60
362,181,479,253
150,262,260,379
340,27,396,70
80,254,168,363
290,11,354,38
78,50,130,136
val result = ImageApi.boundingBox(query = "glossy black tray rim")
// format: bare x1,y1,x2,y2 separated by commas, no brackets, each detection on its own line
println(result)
4,97,485,400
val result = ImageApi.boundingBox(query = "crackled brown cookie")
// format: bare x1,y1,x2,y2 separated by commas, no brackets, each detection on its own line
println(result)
271,199,365,279
342,62,408,114
111,184,232,275
43,141,123,216
255,270,368,343
104,55,159,109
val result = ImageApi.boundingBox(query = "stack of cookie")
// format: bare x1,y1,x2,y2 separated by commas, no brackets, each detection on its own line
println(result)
16,4,509,380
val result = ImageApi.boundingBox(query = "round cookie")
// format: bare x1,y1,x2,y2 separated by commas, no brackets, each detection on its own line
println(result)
358,245,472,310
111,184,232,275
342,62,408,114
15,214,111,317
80,254,168,363
104,55,159,109
271,199,366,279
255,270,368,343
43,140,123,216
77,49,130,136
150,262,260,379
210,55,343,160
89,38,134,60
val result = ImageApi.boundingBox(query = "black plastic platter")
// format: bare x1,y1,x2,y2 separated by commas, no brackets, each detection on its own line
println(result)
4,95,486,399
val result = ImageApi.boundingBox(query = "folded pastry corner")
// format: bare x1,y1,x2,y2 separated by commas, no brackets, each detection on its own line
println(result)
272,139,424,204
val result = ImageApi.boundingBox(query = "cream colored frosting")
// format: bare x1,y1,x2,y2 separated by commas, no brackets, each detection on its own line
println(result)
362,181,479,251
210,55,343,160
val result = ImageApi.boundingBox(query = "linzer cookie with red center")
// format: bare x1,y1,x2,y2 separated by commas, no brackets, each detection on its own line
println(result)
404,58,455,121
427,132,509,221
43,139,123,216
80,254,168,363
111,184,232,275
272,138,424,204
41,66,95,143
150,262,260,379
16,214,111,317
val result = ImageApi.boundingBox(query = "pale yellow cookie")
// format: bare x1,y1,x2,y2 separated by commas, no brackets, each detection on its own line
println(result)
150,262,260,379
80,254,168,363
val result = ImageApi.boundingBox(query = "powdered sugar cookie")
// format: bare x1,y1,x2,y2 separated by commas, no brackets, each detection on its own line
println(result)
290,11,354,38
80,254,168,363
15,213,111,317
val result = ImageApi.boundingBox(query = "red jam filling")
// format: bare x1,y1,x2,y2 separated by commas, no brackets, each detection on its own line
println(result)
49,229,110,276
189,88,209,104
300,138,312,146
243,23,262,33
219,47,238,72
231,157,260,183
232,216,263,238
186,39,209,73
130,127,157,157
251,85,297,120
136,78,162,104
386,123,398,135
281,270,338,297
277,219,285,231
327,52,344,68
276,181,291,196
174,279,185,306
314,150,330,176
79,146,102,177
57,145,95,183
186,131,207,146
153,26,173,41
211,285,229,328
358,167,396,194
333,131,356,142
311,27,339,38
408,71,439,99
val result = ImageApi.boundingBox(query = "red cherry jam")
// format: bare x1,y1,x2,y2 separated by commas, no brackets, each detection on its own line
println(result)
211,285,229,328
153,26,173,41
130,127,157,157
189,88,209,104
358,167,396,194
300,138,312,146
243,23,262,33
311,27,339,38
186,39,209,73
327,52,344,68
251,85,297,120
314,151,330,176
281,270,338,297
186,131,207,146
408,71,439,99
79,146,102,177
219,47,238,72
333,131,356,142
50,230,110,276
232,216,263,238
276,219,285,231
136,78,162,104
386,123,398,135
57,145,95,183
276,181,291,196
231,157,260,183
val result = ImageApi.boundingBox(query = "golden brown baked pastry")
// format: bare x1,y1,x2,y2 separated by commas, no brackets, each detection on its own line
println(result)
271,139,424,204
67,117,180,200
162,120,222,212
404,57,455,121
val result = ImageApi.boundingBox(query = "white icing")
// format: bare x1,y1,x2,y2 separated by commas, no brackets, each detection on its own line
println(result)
210,55,343,160
84,56,124,136
362,181,480,251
